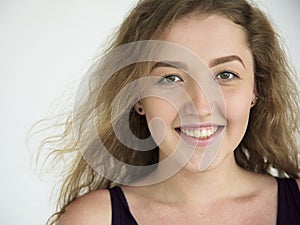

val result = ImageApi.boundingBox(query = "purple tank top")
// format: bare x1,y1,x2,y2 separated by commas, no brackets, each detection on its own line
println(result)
108,178,300,225
276,178,300,224
109,186,138,225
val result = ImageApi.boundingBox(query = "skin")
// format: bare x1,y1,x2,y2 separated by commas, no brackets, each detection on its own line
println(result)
58,14,300,225
130,14,276,224
137,13,255,173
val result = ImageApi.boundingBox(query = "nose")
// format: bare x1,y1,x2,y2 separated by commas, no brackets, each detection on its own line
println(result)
183,82,214,117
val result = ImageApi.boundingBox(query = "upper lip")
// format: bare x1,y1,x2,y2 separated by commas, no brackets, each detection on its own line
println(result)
176,122,225,129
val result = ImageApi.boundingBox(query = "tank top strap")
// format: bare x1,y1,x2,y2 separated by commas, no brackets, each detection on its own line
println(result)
276,178,300,225
108,186,138,225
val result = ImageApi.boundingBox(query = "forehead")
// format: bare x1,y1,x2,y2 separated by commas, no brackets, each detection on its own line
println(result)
163,14,252,66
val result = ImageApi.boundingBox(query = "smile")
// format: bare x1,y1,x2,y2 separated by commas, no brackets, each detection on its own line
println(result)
180,126,218,139
175,125,224,147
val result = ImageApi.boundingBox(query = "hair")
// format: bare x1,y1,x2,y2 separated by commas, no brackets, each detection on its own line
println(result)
32,0,300,224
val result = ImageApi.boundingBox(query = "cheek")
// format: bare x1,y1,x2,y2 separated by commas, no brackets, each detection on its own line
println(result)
143,98,177,124
223,88,253,128
142,98,179,149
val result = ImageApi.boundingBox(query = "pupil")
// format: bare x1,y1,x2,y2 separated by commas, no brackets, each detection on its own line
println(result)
221,72,229,79
168,75,175,81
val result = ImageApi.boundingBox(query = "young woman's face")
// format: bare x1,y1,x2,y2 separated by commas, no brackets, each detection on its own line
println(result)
136,14,255,172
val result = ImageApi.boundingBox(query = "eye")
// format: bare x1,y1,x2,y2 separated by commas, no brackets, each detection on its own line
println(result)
215,70,239,82
158,74,183,84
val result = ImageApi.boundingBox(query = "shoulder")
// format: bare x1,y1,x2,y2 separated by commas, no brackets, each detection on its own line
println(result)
58,189,111,225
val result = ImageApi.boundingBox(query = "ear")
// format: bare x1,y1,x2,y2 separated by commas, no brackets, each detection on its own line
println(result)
250,83,258,107
134,101,145,115
250,94,258,108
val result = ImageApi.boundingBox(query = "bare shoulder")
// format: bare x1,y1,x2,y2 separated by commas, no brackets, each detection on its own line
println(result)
58,189,111,225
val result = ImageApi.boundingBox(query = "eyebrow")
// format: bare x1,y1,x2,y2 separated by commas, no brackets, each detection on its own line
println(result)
152,55,245,71
209,55,245,68
151,61,188,71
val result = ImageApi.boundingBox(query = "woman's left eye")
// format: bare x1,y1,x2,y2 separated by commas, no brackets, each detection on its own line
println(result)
215,71,239,82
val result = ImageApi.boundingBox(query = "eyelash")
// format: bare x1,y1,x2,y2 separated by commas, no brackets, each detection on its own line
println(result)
157,70,239,84
214,70,240,82
158,74,183,84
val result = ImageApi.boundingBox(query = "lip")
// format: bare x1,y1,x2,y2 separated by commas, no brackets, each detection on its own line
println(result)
175,124,224,147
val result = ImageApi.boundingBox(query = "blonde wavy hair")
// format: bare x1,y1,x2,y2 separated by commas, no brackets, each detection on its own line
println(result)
32,0,300,224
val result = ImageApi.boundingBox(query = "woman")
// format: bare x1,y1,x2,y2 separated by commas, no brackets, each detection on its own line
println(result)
39,0,300,224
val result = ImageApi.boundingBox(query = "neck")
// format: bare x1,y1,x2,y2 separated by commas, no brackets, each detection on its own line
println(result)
143,154,253,204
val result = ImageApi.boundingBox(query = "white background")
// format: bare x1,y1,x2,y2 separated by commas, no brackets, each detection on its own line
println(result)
0,1,299,224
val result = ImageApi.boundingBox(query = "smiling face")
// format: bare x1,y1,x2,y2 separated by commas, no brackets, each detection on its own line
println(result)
135,14,255,172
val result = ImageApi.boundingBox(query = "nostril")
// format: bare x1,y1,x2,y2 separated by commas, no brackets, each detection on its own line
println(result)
183,99,214,116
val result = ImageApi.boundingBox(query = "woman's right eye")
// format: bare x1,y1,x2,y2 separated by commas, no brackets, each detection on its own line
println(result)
158,74,183,84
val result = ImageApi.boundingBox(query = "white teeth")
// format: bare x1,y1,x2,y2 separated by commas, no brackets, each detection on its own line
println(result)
201,129,207,137
180,127,218,139
195,130,201,138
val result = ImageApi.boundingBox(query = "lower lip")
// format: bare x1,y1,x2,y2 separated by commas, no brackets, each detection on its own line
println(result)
176,127,224,147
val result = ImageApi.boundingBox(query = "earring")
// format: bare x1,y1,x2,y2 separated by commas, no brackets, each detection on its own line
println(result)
138,107,143,113
251,97,259,106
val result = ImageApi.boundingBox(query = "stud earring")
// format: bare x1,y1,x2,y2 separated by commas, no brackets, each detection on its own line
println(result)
138,107,143,113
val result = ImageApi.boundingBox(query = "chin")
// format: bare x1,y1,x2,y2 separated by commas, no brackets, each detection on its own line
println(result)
183,148,235,173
